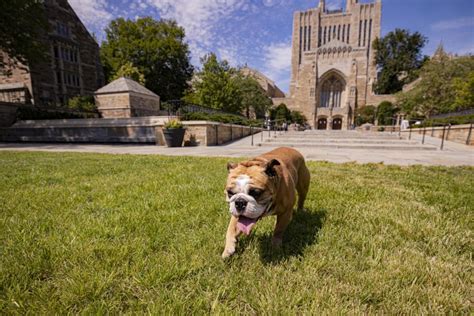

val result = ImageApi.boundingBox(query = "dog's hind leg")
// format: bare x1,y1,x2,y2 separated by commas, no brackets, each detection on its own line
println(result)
296,164,310,211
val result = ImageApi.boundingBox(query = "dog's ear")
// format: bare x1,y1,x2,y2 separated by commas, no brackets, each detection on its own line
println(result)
265,159,281,177
227,162,238,172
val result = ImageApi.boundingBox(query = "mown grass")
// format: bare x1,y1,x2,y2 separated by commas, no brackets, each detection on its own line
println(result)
0,151,472,314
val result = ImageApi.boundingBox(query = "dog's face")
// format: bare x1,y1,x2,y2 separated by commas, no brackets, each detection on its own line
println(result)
225,159,280,220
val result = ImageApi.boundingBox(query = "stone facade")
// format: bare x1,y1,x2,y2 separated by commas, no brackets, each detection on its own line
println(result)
94,77,161,118
0,0,104,106
288,0,392,130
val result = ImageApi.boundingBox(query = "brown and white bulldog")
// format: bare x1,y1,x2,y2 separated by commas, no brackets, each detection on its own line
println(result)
222,147,310,258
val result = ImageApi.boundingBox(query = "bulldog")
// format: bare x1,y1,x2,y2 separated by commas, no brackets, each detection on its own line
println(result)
222,147,310,258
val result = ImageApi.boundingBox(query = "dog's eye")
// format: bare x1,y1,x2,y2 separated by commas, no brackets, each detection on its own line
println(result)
227,190,235,197
248,188,262,199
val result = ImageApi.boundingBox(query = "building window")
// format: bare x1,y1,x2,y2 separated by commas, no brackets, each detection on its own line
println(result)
342,25,345,42
308,26,311,50
320,76,344,108
299,26,303,64
337,25,341,40
363,19,367,46
359,21,362,46
303,26,307,51
56,22,70,38
323,27,327,44
347,25,350,43
328,26,331,42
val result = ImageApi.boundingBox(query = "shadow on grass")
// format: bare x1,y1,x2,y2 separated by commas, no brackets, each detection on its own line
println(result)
257,208,326,265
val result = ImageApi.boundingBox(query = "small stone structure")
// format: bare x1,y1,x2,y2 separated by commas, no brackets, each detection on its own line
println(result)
95,77,161,118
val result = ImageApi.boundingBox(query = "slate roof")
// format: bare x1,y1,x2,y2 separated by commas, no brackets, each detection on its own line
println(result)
95,77,158,97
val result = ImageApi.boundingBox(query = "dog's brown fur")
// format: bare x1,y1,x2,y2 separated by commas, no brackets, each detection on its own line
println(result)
223,147,310,258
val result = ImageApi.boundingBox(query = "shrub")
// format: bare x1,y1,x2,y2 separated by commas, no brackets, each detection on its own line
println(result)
181,112,261,126
17,106,97,120
355,105,376,126
164,119,184,129
376,101,397,125
67,96,96,112
413,114,474,128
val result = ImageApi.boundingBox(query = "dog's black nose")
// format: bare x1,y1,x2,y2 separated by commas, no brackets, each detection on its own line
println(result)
235,198,247,212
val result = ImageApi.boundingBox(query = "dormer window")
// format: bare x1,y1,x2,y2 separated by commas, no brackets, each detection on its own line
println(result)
56,22,70,38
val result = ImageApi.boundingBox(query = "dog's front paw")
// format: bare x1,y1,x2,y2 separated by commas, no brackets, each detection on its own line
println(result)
221,247,235,259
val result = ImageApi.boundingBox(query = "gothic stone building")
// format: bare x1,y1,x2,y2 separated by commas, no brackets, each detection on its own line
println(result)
0,0,104,106
289,0,390,130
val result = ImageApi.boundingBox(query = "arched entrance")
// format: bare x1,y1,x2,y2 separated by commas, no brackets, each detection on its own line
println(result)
332,117,343,130
317,118,327,130
319,75,345,108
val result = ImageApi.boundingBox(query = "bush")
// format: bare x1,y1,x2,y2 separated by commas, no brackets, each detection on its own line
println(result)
164,119,184,129
290,111,307,125
376,101,397,125
355,105,376,126
413,114,474,128
181,112,261,126
17,106,98,120
67,96,96,112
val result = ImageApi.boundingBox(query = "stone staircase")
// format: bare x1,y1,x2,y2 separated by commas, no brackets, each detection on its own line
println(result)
257,130,438,151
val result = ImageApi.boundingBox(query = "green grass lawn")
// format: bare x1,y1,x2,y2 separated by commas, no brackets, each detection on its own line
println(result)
0,152,472,314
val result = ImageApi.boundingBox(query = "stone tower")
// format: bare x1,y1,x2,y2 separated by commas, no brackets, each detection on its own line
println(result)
289,0,382,130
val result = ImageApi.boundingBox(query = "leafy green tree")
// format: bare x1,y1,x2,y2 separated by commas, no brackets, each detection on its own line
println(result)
0,0,49,73
187,53,242,113
396,53,474,117
376,101,397,125
237,76,272,119
111,62,146,85
100,17,193,101
271,103,292,122
355,105,376,126
290,111,307,125
452,72,474,112
373,29,428,94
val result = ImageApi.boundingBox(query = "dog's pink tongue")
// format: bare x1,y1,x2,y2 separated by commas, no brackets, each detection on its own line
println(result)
237,216,258,236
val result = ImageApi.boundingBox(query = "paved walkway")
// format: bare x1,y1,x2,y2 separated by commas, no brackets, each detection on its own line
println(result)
0,132,473,166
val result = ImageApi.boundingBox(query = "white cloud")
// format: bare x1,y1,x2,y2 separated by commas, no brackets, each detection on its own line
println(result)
146,0,245,64
68,0,113,36
432,17,474,31
262,41,292,92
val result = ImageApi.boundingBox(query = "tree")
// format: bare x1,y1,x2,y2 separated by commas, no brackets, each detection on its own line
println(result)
291,111,307,125
271,103,292,122
111,62,146,85
376,101,397,125
0,0,49,73
236,76,272,119
355,105,376,126
187,53,242,113
396,53,474,117
373,29,428,94
100,17,193,101
452,72,474,112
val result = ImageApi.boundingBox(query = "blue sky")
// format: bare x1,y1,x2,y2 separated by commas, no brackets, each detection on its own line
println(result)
70,0,474,93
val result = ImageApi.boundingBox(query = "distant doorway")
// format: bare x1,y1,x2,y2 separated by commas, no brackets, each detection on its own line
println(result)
317,118,327,130
332,118,342,130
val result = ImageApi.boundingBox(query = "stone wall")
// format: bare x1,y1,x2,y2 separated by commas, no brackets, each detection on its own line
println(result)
0,102,19,127
401,124,474,146
0,117,260,146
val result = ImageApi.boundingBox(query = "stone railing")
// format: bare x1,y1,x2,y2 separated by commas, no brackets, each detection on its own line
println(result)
401,124,474,146
0,117,261,146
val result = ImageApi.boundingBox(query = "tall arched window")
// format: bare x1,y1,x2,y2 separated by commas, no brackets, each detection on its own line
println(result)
320,76,344,108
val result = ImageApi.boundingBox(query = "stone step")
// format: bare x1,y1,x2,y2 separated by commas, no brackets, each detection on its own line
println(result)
265,138,419,145
257,142,438,151
272,134,402,140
